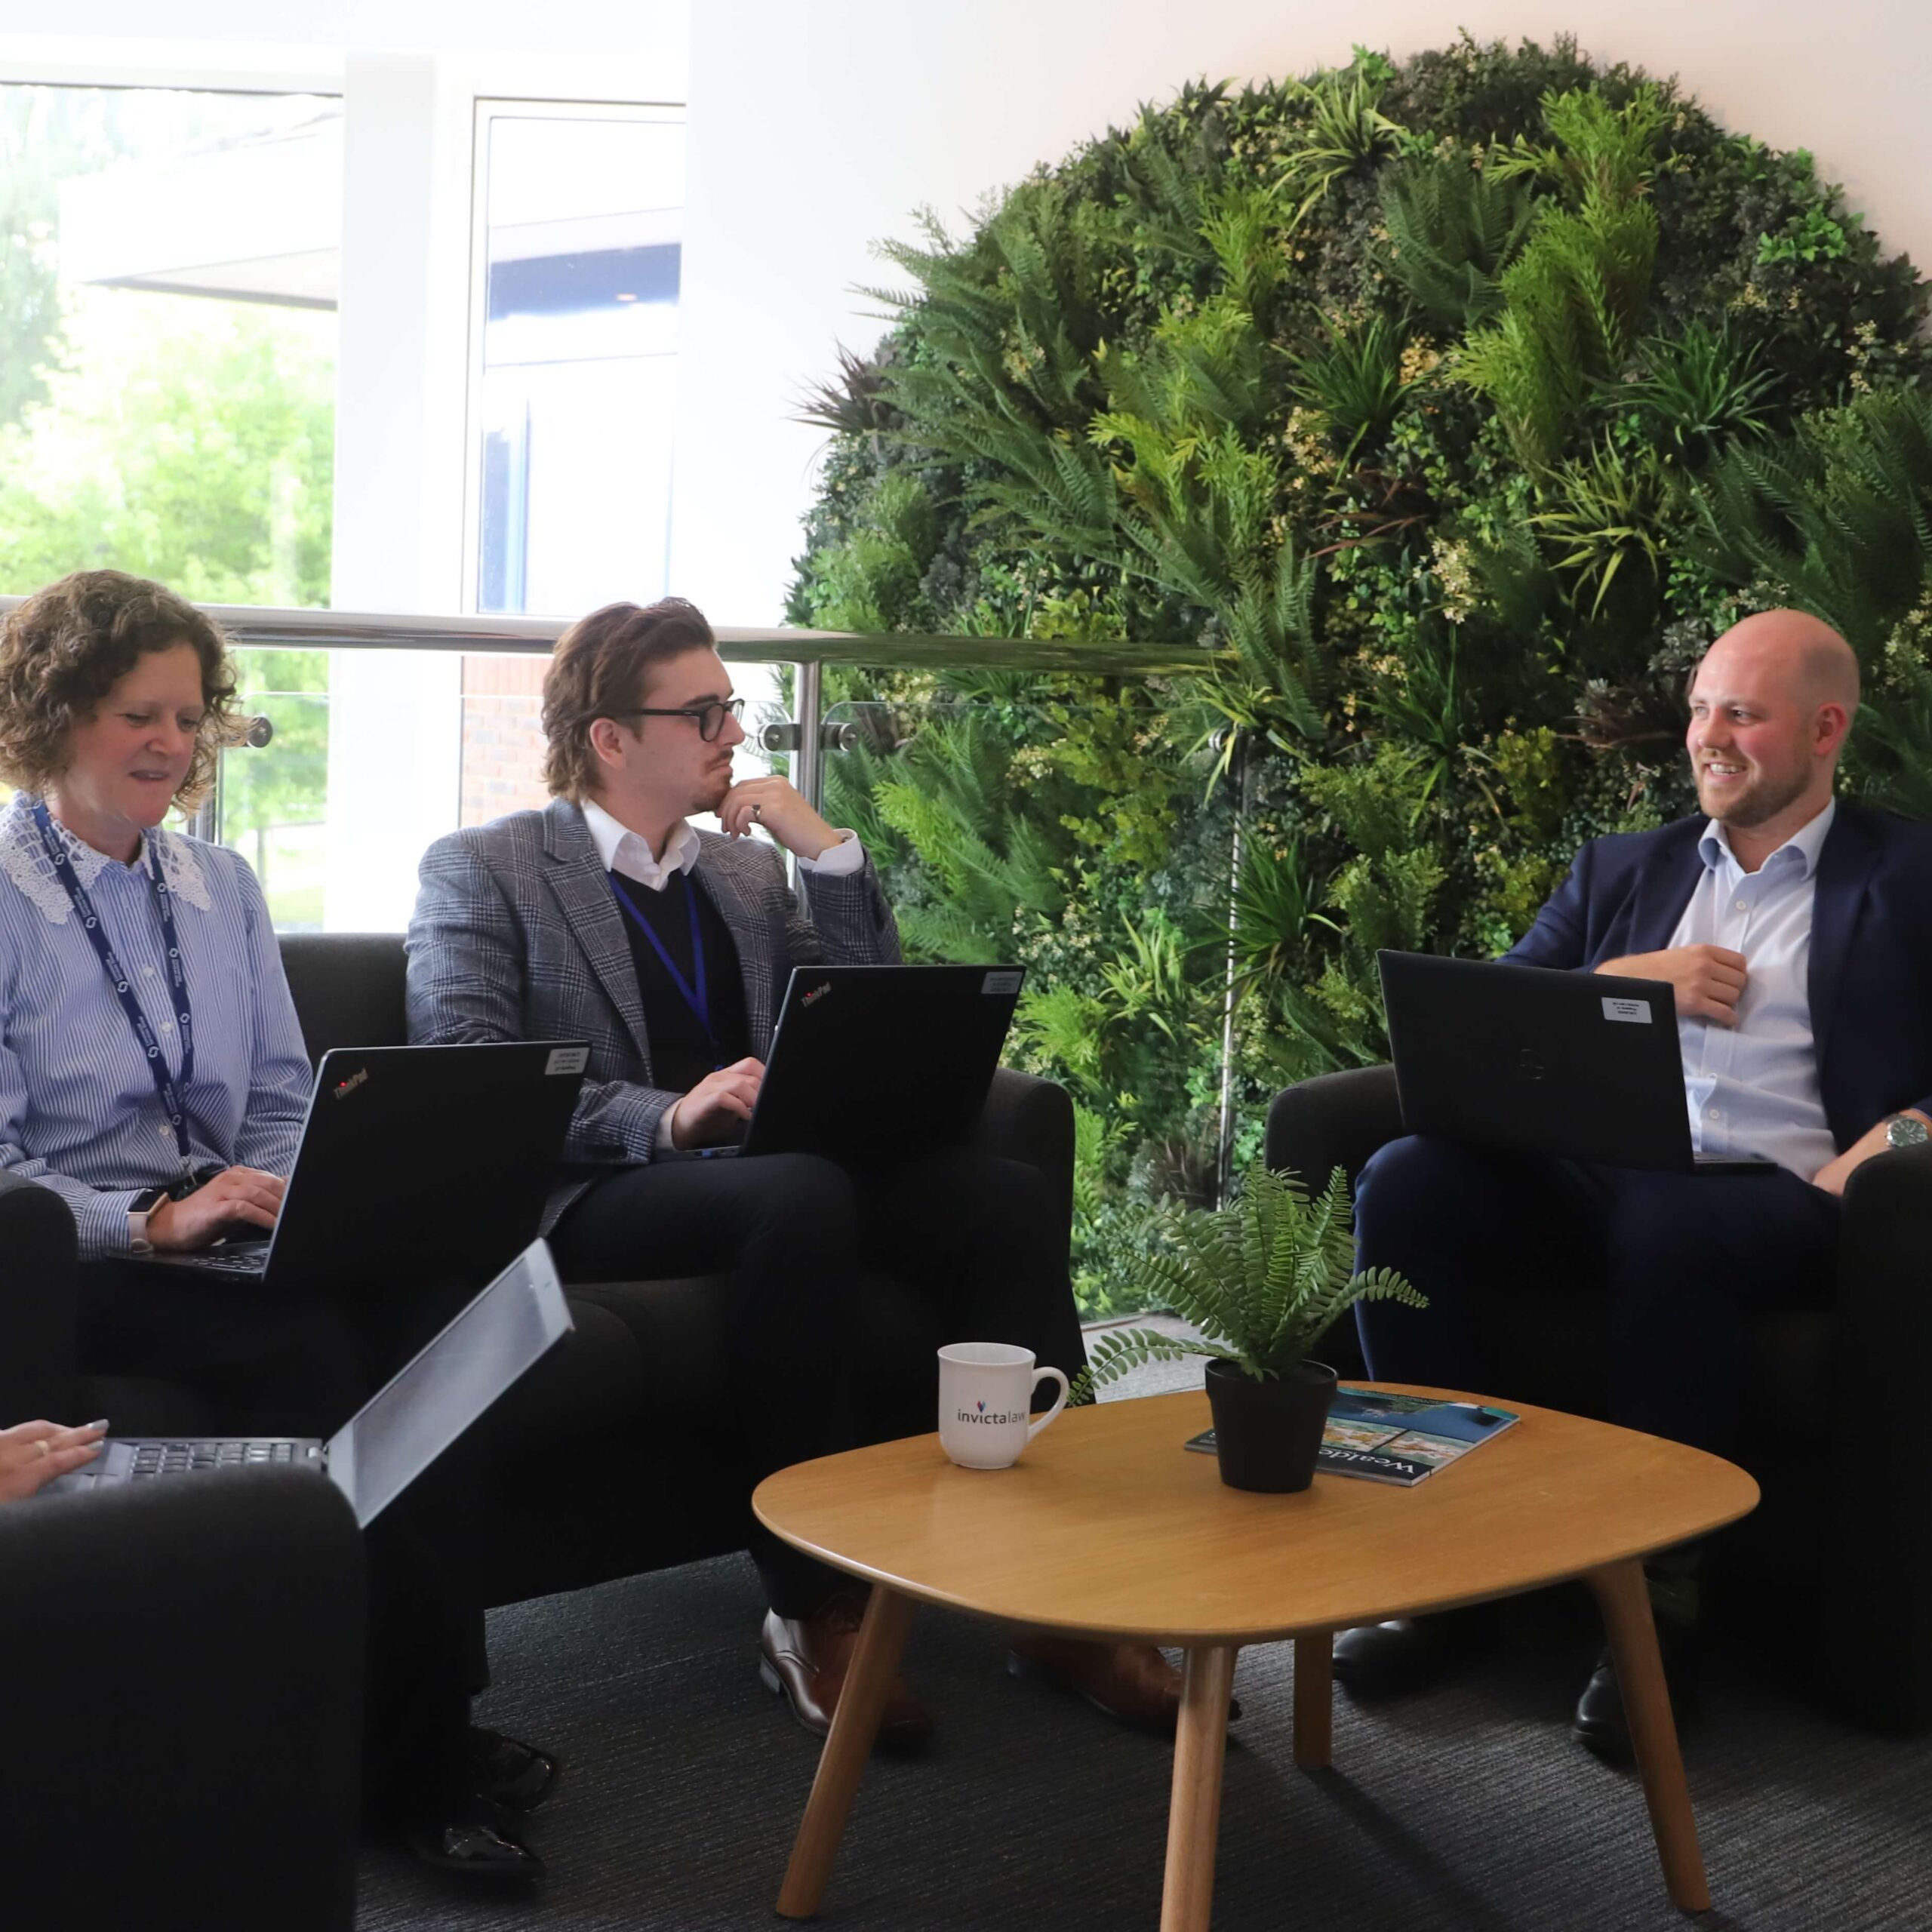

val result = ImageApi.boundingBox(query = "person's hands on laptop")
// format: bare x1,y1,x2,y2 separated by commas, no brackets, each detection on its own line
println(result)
146,1167,287,1251
667,1057,766,1149
1595,945,1748,1027
0,1420,106,1502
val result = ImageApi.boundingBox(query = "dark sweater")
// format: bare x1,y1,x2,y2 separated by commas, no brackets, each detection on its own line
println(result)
608,868,751,1095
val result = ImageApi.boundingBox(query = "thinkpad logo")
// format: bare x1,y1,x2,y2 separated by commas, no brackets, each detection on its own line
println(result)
333,1068,369,1100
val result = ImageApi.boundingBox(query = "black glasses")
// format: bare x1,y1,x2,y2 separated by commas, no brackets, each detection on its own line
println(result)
606,697,745,742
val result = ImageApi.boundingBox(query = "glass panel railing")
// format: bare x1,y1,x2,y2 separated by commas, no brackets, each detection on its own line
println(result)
214,646,785,931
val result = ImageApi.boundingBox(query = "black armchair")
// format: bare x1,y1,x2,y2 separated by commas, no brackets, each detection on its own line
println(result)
1266,1064,1932,1731
0,1468,365,1931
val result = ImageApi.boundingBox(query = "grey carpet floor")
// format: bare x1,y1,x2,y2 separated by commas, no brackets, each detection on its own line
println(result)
357,1360,1932,1930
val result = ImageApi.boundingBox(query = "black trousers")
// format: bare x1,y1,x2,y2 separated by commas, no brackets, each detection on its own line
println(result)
1353,1135,1841,1455
75,1261,474,1828
548,1147,1087,1617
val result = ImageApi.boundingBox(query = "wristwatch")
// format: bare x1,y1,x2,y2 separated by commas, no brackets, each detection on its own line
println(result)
1884,1114,1930,1151
128,1186,170,1256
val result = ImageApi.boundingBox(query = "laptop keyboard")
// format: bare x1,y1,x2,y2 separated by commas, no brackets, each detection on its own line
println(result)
182,1248,271,1275
128,1440,302,1479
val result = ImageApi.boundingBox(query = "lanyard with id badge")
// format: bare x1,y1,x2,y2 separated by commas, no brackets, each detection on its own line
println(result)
32,801,208,1198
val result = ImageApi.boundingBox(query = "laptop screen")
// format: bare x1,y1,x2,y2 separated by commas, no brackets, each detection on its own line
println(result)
325,1241,571,1527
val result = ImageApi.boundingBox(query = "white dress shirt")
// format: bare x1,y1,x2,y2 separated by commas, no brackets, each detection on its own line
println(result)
580,798,865,1147
1667,801,1838,1180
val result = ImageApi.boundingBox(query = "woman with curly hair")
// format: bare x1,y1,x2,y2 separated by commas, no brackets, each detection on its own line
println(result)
0,571,548,1884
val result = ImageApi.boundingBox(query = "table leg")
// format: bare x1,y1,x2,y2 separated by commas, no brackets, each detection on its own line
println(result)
1294,1629,1332,1770
1584,1560,1711,1914
776,1586,918,1920
1159,1643,1238,1932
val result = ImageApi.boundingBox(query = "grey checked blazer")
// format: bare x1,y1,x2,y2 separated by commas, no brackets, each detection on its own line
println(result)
405,797,900,1229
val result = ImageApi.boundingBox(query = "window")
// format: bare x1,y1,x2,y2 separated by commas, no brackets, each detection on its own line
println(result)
0,82,340,925
0,83,339,602
468,100,683,617
459,99,685,834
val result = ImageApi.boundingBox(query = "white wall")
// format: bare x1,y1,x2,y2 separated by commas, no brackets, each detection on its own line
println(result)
673,0,1932,624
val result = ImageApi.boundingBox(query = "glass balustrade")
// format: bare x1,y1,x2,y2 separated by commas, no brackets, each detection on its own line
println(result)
215,646,786,931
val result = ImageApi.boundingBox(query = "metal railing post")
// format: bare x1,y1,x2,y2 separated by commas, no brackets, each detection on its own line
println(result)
793,659,823,812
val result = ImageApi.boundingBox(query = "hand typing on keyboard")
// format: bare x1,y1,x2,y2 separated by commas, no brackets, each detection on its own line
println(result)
146,1167,286,1252
0,1420,108,1502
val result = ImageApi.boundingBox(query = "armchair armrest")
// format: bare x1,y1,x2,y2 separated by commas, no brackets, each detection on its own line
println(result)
0,1468,366,1928
1264,1066,1403,1194
975,1067,1075,1262
0,1168,79,1425
1823,1141,1932,1728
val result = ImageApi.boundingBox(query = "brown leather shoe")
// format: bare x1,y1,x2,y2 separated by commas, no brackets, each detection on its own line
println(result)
758,1593,935,1746
1008,1634,1241,1730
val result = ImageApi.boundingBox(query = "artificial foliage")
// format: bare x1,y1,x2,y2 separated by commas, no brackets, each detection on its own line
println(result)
786,35,1932,1315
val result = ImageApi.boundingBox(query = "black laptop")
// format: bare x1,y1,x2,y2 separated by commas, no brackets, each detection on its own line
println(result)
1377,950,1774,1175
686,963,1024,1166
45,1240,572,1527
140,1041,590,1293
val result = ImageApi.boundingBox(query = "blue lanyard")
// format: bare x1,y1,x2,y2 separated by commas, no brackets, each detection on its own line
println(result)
32,801,199,1180
608,869,720,1063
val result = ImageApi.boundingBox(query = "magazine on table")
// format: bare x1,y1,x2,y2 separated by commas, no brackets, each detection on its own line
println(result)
1184,1388,1520,1487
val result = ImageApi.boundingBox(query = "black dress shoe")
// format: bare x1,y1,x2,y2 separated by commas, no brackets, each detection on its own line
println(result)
467,1724,560,1813
403,1798,546,1884
1331,1611,1487,1696
1572,1629,1700,1766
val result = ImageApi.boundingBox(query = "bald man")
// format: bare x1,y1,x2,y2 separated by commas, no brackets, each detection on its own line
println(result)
1340,610,1932,1751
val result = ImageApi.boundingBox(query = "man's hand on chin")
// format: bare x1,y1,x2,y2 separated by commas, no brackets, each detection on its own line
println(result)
718,777,841,860
1812,1108,1932,1197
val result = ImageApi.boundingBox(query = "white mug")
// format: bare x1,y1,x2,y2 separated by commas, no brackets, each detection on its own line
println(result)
937,1343,1070,1469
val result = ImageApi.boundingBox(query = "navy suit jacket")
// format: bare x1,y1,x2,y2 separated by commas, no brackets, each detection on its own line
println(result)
1502,801,1932,1152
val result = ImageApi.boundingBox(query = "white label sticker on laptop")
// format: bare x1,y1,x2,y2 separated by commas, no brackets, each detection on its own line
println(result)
982,971,1023,996
546,1047,590,1075
1601,997,1651,1024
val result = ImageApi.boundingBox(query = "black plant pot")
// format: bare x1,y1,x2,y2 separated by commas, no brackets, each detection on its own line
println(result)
1204,1357,1338,1494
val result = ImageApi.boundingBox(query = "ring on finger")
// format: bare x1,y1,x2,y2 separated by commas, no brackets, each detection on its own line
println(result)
750,801,762,821
32,1440,48,1460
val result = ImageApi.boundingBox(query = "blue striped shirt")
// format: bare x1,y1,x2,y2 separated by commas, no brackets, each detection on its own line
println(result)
0,792,312,1259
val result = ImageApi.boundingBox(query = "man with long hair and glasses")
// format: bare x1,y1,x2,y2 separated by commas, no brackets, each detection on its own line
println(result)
408,598,1196,1742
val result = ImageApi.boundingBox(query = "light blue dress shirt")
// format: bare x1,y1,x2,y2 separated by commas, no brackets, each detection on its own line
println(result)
0,792,312,1259
1667,800,1838,1181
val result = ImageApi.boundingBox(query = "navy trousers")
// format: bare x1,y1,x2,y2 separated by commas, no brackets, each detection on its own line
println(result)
1353,1135,1840,1454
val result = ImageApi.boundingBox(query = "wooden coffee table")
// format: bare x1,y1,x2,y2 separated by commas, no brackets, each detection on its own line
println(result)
754,1386,1758,1930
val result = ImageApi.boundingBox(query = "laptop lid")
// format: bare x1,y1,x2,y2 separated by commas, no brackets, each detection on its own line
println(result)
251,1041,589,1294
1377,949,1700,1171
740,964,1024,1164
325,1238,571,1528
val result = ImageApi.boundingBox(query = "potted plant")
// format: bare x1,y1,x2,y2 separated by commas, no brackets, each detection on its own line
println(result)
1072,1161,1425,1494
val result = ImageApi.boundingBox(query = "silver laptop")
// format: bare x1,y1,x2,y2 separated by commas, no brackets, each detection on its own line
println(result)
45,1240,572,1527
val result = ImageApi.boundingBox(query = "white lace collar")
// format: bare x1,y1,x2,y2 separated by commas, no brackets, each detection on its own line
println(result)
0,793,212,924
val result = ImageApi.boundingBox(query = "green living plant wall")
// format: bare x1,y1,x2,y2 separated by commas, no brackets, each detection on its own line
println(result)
786,34,1932,1317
